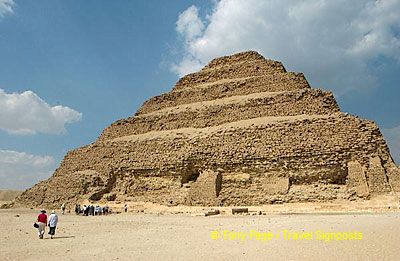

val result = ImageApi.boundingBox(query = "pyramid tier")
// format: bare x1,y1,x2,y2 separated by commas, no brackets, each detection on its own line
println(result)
16,113,393,207
173,55,286,91
137,72,310,115
99,89,339,141
203,51,268,70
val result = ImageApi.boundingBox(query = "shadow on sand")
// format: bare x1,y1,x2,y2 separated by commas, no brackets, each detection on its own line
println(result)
45,235,75,239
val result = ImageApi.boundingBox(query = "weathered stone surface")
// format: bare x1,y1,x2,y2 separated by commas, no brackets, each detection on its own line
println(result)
263,176,290,195
137,73,310,115
367,156,391,195
346,160,369,198
385,161,400,192
100,89,339,140
14,50,399,208
185,170,222,206
173,51,286,90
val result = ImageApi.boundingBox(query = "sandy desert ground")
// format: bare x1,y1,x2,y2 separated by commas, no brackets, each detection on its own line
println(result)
1,207,400,261
0,190,21,201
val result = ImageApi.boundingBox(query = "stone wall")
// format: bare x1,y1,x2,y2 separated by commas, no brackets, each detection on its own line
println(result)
16,113,393,207
185,170,222,205
137,73,310,115
367,156,391,194
346,160,369,197
173,59,286,90
97,115,389,178
202,51,267,69
386,161,400,192
99,89,339,140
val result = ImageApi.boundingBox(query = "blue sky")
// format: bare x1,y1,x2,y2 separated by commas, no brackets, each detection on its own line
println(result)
0,0,399,189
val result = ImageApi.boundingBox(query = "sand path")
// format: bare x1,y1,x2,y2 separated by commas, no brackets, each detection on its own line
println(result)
1,209,399,260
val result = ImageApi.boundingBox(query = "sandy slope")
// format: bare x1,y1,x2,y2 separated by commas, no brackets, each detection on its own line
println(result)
1,208,400,261
0,190,21,201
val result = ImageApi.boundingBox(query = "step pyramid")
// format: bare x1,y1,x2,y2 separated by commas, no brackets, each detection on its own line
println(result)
15,51,400,208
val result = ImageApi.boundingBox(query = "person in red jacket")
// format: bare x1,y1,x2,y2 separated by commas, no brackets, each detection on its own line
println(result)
36,210,47,239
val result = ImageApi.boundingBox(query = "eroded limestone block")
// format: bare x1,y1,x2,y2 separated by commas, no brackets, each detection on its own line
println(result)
346,160,369,197
367,156,391,194
223,173,251,183
186,170,222,205
263,175,289,195
385,160,400,192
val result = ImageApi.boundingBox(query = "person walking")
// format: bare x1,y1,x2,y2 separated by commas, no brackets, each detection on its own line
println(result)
36,210,47,239
61,203,66,215
48,210,59,239
90,205,95,216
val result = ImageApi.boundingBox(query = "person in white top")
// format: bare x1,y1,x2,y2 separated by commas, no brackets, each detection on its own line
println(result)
61,203,66,215
48,210,59,239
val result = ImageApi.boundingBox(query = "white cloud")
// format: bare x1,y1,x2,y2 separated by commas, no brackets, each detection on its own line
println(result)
383,126,400,164
171,54,204,78
0,150,55,190
172,0,400,95
0,89,82,135
173,5,207,76
176,5,204,42
0,0,14,18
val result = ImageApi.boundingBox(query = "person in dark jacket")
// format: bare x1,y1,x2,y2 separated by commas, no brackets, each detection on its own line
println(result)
90,205,95,216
